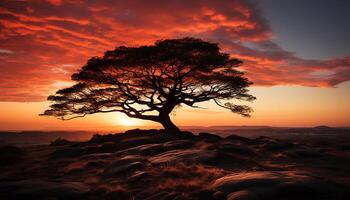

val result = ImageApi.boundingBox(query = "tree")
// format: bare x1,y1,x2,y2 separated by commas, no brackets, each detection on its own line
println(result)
41,38,256,132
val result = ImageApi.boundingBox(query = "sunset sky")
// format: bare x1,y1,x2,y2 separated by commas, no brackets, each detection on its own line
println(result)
0,0,349,130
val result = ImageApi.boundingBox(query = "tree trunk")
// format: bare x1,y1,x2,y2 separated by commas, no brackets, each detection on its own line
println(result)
159,115,180,132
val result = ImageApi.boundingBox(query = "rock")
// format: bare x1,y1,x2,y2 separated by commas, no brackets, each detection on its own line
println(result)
119,143,166,156
87,129,159,144
127,171,147,182
80,152,113,160
213,191,225,199
0,180,88,200
199,132,222,141
226,190,259,200
88,138,164,154
212,171,284,194
83,130,196,154
124,128,159,135
102,155,145,177
149,149,216,164
211,171,346,200
163,131,196,140
225,135,251,143
103,161,142,177
255,136,276,142
205,148,259,170
121,137,162,148
163,140,194,149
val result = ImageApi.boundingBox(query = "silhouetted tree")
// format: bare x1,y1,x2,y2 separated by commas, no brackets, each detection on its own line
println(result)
41,38,256,132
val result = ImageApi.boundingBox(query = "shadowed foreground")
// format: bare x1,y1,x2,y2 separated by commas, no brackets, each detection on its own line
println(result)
0,129,349,199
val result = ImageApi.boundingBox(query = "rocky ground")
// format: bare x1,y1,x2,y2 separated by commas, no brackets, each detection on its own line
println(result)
0,129,349,200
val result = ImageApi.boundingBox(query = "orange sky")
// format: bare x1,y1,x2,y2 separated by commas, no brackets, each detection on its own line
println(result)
1,82,349,130
0,0,349,130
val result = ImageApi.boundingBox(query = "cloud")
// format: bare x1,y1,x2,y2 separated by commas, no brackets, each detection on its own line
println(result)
0,0,348,102
0,48,13,54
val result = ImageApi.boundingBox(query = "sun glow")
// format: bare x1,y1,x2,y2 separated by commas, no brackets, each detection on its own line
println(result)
118,117,139,126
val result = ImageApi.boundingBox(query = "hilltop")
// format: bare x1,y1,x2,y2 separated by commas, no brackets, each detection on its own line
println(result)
0,129,349,199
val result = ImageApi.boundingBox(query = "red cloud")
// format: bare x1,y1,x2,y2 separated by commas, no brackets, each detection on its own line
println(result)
0,0,348,102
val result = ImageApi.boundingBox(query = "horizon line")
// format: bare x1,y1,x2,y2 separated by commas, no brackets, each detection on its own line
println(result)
1,125,349,132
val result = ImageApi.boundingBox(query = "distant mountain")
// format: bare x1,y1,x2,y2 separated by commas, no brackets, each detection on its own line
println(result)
0,131,95,146
207,125,272,130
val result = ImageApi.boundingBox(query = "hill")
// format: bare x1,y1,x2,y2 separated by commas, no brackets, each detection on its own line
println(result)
0,129,349,199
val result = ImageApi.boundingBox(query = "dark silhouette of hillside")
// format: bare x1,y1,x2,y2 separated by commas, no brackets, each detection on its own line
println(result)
0,129,349,199
1,126,349,146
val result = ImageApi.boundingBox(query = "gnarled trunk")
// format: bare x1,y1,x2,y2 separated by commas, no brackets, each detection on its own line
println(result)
159,114,180,132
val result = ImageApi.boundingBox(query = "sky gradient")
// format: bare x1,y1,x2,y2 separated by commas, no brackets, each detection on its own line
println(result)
0,0,349,130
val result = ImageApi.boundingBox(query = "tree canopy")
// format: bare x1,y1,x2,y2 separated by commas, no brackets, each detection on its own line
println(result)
41,38,256,131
